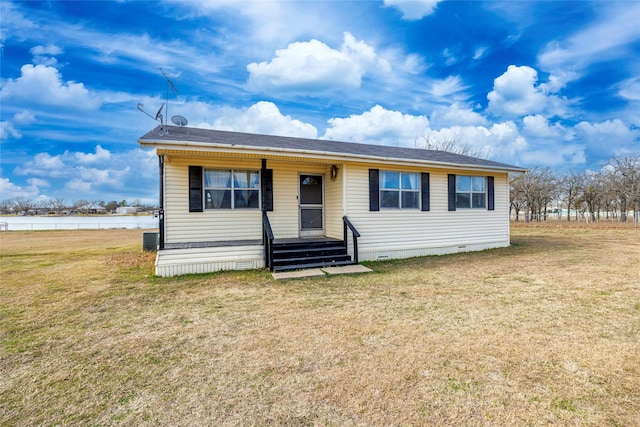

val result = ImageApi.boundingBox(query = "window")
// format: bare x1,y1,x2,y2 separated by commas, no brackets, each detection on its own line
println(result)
456,176,486,209
380,171,420,209
204,169,260,209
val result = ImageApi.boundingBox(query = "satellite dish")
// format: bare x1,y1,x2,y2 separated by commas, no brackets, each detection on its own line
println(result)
171,115,188,126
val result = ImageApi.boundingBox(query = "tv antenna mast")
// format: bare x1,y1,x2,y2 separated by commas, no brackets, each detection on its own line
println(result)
137,69,188,134
159,68,178,122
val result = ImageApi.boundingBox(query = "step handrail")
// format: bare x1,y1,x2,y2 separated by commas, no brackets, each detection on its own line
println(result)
342,216,360,263
262,211,274,271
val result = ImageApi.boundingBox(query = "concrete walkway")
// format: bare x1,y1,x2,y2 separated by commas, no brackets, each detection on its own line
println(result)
272,264,372,280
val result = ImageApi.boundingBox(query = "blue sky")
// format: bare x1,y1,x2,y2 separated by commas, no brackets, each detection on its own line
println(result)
1,0,639,204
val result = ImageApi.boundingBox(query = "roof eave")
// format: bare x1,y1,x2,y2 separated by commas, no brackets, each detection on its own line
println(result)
138,138,527,174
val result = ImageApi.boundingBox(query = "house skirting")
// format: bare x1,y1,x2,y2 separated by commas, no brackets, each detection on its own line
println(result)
155,244,264,277
153,239,509,277
358,240,509,262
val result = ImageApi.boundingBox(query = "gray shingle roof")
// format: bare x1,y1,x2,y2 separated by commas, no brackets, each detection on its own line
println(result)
139,125,525,172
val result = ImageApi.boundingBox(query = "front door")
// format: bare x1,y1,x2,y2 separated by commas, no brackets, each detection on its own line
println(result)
299,174,324,237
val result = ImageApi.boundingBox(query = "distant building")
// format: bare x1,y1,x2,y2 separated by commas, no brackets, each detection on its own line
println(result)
78,204,107,215
116,206,138,215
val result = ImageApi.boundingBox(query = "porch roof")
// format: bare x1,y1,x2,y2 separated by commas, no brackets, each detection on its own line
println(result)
138,125,526,173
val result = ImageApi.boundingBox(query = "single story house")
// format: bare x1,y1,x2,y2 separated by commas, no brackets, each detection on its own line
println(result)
138,125,526,277
116,206,138,215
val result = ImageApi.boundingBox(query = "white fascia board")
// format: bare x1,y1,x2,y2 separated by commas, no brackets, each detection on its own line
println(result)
138,138,526,174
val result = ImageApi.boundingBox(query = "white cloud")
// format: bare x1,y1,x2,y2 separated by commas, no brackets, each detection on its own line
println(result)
75,145,111,164
575,119,639,157
539,71,579,93
430,76,468,100
1,64,100,110
64,179,92,194
618,77,640,101
0,111,37,140
0,2,38,42
520,144,586,166
473,46,488,60
430,103,488,128
13,110,36,125
538,3,640,71
10,147,158,201
450,122,528,161
487,65,568,118
201,101,318,139
522,114,569,141
0,177,40,200
27,177,50,188
247,32,390,94
383,0,443,20
442,48,459,66
15,152,68,178
0,121,21,139
323,105,429,146
30,44,63,66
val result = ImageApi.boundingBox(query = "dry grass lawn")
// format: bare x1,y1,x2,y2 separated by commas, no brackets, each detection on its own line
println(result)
1,226,638,426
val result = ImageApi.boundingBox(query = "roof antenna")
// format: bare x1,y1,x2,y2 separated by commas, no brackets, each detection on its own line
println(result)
159,68,179,122
137,69,187,135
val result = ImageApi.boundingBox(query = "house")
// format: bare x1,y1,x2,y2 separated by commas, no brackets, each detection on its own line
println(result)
138,125,526,277
116,206,138,215
78,203,106,215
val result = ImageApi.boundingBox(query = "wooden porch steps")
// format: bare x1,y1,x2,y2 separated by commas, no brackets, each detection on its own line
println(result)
271,239,354,272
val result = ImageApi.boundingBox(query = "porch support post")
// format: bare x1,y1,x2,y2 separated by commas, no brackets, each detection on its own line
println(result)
158,154,165,250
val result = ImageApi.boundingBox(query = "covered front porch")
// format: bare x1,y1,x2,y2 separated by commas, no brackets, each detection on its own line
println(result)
157,215,360,275
154,156,361,276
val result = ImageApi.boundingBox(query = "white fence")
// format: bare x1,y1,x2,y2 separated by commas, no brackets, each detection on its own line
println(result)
0,216,158,231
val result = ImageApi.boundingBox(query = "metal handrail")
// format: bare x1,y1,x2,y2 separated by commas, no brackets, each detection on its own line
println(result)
343,216,360,263
262,211,274,271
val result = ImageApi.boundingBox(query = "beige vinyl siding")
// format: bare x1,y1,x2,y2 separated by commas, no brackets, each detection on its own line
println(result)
164,156,263,244
164,156,341,243
324,164,344,239
268,160,330,238
344,163,510,260
156,244,264,277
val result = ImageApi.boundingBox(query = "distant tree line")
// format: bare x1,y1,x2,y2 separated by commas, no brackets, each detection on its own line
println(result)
0,197,158,215
510,155,640,226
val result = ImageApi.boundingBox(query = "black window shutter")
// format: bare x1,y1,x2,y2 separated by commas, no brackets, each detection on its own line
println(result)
421,172,430,211
369,169,380,211
448,174,456,211
261,168,273,212
188,166,203,212
487,176,495,211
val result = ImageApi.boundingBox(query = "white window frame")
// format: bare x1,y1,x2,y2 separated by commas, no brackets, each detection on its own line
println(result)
456,175,486,209
203,169,261,210
379,171,420,209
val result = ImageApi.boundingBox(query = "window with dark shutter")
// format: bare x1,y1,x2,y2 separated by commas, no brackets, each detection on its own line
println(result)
188,166,203,212
369,169,380,211
487,176,495,211
448,174,456,211
421,172,430,211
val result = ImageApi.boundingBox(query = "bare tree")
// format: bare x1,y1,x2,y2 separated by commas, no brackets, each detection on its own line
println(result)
48,197,67,215
607,155,640,225
512,168,557,222
581,172,606,222
12,196,36,214
418,131,491,159
559,170,583,221
509,175,527,221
